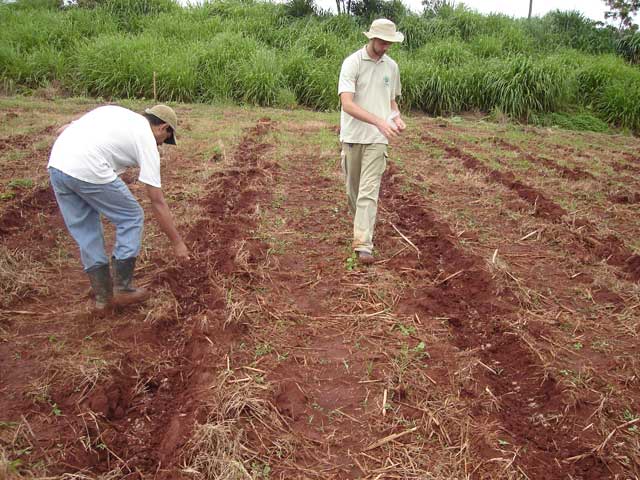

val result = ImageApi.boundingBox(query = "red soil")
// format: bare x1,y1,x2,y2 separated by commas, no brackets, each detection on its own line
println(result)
1,111,639,479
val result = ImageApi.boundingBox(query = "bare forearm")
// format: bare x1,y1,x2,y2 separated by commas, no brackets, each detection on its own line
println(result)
342,100,383,127
340,92,398,139
151,201,183,246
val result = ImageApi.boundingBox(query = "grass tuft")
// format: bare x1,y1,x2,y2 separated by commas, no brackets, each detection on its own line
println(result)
0,247,49,309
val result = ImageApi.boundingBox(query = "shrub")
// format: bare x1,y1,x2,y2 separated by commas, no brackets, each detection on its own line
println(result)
419,39,474,66
482,55,569,120
616,32,640,64
532,111,610,132
284,0,318,17
233,48,286,106
75,33,159,98
595,78,640,131
195,32,259,102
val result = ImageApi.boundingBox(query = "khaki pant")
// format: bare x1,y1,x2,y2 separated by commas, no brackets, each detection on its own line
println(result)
341,143,387,254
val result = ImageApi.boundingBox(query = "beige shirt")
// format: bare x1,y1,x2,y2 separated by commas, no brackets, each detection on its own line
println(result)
338,46,401,145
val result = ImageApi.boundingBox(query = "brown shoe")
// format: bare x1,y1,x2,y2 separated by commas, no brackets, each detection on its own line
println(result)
358,251,375,265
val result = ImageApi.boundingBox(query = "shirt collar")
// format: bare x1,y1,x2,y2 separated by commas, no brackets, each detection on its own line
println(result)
361,45,386,63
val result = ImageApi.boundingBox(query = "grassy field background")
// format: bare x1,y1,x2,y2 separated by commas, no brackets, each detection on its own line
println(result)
2,0,640,132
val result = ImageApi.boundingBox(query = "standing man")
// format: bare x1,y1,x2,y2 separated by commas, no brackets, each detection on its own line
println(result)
48,104,189,312
338,18,406,265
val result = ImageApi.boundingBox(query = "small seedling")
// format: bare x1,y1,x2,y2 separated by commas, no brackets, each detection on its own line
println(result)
208,144,223,162
395,324,416,336
8,178,34,189
366,360,374,378
345,252,357,271
254,343,272,358
250,461,271,479
572,342,583,351
623,410,639,433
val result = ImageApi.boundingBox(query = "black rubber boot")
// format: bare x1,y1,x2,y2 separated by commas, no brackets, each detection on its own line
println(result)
86,264,113,311
112,257,150,307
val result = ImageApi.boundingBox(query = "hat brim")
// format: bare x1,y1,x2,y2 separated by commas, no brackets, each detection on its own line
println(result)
364,31,404,43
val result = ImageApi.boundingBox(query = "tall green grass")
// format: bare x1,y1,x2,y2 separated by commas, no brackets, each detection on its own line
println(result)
1,0,640,131
482,56,570,120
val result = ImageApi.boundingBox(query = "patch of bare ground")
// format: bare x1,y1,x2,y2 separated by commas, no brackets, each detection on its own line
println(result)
2,101,640,479
490,137,594,181
419,129,640,283
388,127,640,477
0,118,278,478
0,125,56,152
204,126,483,479
376,164,622,478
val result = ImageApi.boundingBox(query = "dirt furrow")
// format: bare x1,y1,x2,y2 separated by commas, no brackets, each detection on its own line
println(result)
491,137,594,181
228,148,376,477
1,119,277,478
422,133,640,282
90,119,279,477
378,162,617,479
0,125,56,153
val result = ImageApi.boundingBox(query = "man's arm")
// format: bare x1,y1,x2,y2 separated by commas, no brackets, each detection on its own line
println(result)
145,184,190,260
340,92,399,139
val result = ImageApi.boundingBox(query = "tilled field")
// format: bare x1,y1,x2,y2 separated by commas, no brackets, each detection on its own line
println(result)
1,97,639,479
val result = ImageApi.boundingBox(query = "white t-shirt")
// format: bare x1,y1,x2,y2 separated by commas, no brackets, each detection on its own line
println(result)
48,106,162,188
338,46,401,145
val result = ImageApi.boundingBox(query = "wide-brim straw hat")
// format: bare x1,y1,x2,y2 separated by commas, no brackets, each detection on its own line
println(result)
145,104,178,145
363,18,404,43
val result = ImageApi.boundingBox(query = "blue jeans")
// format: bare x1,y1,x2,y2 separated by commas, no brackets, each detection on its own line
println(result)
49,167,144,271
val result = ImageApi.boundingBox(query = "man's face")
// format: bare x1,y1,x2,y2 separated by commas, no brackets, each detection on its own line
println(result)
371,38,393,57
157,124,174,145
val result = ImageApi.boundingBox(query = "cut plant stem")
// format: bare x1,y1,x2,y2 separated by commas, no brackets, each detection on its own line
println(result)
390,222,421,257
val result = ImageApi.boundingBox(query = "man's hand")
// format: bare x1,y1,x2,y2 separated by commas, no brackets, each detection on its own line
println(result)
376,119,399,140
174,241,190,260
394,116,406,132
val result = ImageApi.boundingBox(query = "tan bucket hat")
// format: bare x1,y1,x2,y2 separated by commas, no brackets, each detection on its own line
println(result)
364,18,404,43
145,104,178,145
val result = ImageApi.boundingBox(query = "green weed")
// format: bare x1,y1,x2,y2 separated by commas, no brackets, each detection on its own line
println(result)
345,252,357,271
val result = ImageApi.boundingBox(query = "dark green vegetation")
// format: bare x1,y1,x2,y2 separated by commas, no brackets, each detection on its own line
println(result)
2,0,640,132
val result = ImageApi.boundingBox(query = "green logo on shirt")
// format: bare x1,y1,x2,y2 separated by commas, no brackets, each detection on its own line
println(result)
384,75,390,87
